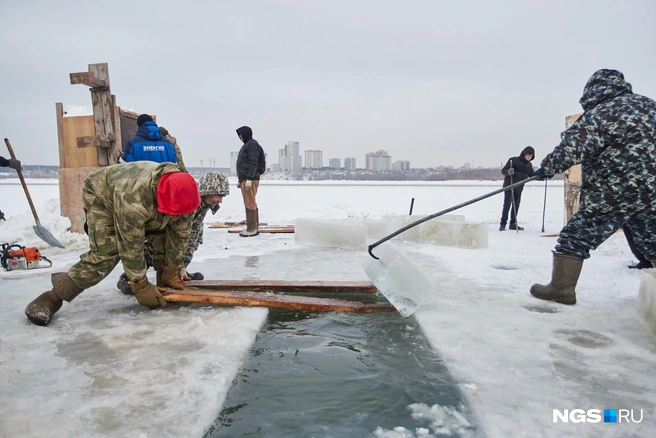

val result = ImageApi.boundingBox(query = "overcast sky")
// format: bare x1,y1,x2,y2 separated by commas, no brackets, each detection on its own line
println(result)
1,0,655,169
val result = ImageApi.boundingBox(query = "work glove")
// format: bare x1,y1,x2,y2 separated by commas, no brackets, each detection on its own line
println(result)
179,266,192,282
129,277,167,309
507,168,515,176
535,168,555,181
8,159,21,171
161,265,184,290
244,180,252,190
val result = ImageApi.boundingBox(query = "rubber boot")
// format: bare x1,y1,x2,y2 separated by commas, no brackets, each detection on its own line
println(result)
530,253,583,305
25,273,84,326
239,208,260,237
117,273,133,295
650,259,656,268
153,259,165,287
188,272,204,280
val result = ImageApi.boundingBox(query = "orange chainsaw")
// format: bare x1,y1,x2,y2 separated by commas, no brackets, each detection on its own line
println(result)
1,243,52,271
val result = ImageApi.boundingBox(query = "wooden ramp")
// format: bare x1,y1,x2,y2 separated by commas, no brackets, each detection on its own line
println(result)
184,280,378,293
161,280,393,313
227,225,295,234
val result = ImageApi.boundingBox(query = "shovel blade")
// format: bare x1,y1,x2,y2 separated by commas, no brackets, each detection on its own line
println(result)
33,224,65,249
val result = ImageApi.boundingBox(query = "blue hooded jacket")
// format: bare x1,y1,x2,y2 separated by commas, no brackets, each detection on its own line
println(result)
121,121,178,163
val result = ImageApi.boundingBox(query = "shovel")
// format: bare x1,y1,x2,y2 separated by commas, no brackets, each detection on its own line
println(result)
4,138,65,248
368,175,540,259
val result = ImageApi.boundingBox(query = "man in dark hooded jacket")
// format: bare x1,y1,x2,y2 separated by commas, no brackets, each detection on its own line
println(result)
0,156,21,220
499,146,535,231
236,126,266,237
121,114,178,163
531,69,656,305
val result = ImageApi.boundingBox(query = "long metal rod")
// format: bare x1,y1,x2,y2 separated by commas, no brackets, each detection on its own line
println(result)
541,179,548,232
368,175,541,259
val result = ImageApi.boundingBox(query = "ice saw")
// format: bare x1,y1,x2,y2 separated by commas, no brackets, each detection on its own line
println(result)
1,243,52,271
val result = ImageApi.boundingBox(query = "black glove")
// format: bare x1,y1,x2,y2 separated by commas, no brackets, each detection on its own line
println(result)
507,168,515,176
535,168,554,181
8,159,21,171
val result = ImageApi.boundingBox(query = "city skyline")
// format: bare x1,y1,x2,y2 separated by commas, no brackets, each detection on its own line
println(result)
1,2,654,169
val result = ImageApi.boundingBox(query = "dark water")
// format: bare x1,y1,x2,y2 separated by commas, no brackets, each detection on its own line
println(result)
205,309,475,437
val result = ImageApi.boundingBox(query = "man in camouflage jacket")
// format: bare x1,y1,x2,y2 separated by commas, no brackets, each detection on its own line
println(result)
116,172,229,293
24,162,201,326
159,126,187,171
531,69,656,305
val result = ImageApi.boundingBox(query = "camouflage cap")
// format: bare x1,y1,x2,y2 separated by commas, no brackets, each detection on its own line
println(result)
198,172,229,197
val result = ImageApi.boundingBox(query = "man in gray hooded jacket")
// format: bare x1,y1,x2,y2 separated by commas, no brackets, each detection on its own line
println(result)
531,69,656,305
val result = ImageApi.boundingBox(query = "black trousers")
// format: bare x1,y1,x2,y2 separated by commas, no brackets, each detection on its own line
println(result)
623,225,652,267
500,189,522,226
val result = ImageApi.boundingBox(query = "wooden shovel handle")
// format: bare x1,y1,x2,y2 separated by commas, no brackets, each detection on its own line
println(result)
4,138,41,224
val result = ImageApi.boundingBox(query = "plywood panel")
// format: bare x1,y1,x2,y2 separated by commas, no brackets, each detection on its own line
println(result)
61,116,99,168
58,167,100,233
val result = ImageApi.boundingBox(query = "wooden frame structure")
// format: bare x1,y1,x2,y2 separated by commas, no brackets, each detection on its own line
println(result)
57,63,146,233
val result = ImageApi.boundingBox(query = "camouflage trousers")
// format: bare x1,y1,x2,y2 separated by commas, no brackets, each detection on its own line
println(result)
143,234,166,268
556,205,656,260
68,199,124,289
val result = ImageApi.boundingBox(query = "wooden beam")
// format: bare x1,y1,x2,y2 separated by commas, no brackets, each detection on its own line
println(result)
69,71,107,88
55,103,66,168
162,289,394,313
76,135,113,149
185,280,379,294
228,226,294,234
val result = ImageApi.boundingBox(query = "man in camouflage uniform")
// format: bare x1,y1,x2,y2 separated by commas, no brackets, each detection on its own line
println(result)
116,172,229,294
24,162,201,326
159,126,187,171
531,69,656,305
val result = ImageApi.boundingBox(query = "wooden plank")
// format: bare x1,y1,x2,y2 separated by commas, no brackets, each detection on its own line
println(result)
88,63,114,166
185,280,379,294
108,94,122,164
228,226,294,234
76,135,113,149
162,289,394,313
69,71,107,88
55,103,66,168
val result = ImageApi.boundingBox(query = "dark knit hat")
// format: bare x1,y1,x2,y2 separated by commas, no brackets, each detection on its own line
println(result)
137,114,153,127
156,172,200,216
159,126,169,137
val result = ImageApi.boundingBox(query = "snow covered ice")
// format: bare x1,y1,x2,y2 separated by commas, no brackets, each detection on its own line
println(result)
1,178,656,437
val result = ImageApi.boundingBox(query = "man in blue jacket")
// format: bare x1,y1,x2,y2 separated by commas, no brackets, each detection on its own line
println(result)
121,114,178,163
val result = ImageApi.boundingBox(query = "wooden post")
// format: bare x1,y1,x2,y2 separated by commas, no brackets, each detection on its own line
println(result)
69,63,121,165
564,113,582,225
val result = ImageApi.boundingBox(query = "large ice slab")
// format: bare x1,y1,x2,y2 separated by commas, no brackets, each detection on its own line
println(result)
295,218,367,249
420,221,488,249
638,269,656,337
382,214,486,248
363,242,437,317
355,218,387,242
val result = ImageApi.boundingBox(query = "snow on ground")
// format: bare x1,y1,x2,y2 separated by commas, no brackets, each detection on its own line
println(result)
1,178,655,437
